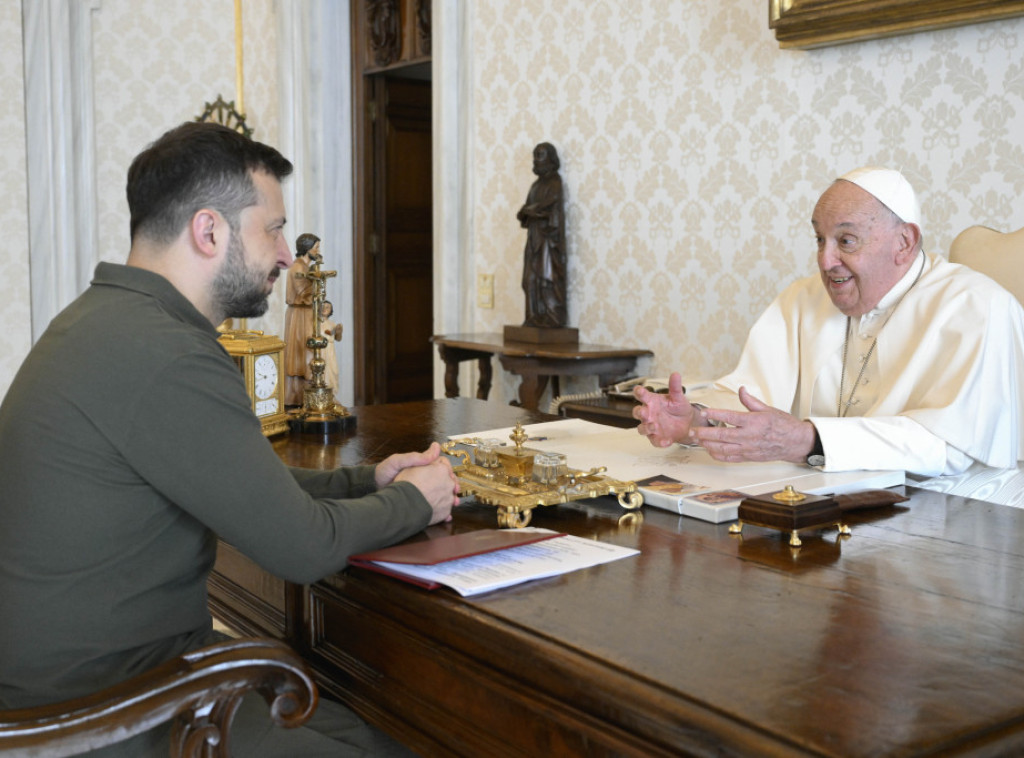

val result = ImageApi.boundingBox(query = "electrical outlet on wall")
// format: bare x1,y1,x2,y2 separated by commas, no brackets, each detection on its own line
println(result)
477,273,494,309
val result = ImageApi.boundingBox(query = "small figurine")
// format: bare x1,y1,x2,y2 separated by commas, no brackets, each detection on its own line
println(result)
320,300,343,395
283,233,319,406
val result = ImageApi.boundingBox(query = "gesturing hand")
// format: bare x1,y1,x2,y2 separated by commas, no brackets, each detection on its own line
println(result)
632,372,700,447
691,387,816,464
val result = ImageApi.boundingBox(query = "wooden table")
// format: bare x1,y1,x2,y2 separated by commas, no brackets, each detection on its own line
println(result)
431,333,652,410
209,399,1024,757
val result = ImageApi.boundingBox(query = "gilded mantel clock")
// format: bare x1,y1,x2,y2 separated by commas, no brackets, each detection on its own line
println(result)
218,330,290,436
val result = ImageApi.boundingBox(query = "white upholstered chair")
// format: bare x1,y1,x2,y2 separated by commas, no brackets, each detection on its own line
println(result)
948,224,1024,305
912,223,1024,506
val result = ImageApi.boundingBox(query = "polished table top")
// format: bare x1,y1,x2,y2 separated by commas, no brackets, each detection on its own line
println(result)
431,332,653,359
277,399,1024,756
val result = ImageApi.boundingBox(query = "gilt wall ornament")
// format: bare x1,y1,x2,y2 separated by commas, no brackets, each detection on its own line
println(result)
195,0,251,137
196,94,252,138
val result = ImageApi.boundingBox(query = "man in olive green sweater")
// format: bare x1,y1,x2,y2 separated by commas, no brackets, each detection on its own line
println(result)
0,122,458,756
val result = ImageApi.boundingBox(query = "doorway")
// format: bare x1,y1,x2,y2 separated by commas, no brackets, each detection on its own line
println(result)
364,72,433,403
351,0,434,406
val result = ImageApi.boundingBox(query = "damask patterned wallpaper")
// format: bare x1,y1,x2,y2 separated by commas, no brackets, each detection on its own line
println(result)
0,0,280,392
91,0,280,306
1,0,1023,402
470,0,1024,394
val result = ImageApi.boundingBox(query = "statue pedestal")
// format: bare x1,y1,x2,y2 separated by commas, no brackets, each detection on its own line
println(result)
288,381,356,438
288,411,356,438
504,325,579,345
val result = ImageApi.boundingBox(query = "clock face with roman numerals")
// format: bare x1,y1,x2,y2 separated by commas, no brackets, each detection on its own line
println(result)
253,353,278,401
218,331,289,435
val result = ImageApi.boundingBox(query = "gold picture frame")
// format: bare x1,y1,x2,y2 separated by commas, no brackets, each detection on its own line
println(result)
770,0,1024,49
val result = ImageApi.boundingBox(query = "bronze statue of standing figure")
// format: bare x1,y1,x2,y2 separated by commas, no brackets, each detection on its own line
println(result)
517,142,567,329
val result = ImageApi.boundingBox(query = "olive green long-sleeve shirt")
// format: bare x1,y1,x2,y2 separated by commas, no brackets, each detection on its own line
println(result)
0,263,431,709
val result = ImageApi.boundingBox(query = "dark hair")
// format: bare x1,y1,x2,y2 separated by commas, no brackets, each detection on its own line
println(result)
295,232,321,258
126,121,293,243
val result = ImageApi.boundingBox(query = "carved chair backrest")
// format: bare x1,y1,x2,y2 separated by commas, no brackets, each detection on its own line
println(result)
0,638,317,758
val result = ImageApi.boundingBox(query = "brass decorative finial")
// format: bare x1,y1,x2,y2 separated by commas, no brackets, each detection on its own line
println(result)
773,485,806,504
509,422,528,453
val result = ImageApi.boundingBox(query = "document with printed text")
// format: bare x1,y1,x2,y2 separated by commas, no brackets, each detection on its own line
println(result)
452,419,904,523
355,528,639,597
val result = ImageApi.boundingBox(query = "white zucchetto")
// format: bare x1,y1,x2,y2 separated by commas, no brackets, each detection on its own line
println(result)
838,167,921,227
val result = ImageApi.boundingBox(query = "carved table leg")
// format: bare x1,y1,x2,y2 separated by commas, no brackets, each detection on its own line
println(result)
437,344,495,401
477,357,493,400
513,374,550,411
437,345,461,399
500,355,642,413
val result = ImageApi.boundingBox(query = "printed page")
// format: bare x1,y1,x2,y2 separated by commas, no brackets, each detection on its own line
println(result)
369,530,639,597
452,419,841,490
451,419,904,521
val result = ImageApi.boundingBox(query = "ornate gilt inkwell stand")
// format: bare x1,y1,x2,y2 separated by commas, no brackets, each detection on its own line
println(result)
442,422,642,528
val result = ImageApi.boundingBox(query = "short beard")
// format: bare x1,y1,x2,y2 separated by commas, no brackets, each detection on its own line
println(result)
212,233,271,319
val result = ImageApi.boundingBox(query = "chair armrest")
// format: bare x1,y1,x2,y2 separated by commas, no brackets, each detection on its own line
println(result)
0,637,318,758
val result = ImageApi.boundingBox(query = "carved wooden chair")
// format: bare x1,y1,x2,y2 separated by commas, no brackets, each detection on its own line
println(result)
0,637,318,758
949,224,1024,305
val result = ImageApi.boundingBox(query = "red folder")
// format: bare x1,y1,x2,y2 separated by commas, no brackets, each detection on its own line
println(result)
348,529,565,590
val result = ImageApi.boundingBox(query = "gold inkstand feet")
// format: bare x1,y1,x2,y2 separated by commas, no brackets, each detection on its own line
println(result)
728,485,850,547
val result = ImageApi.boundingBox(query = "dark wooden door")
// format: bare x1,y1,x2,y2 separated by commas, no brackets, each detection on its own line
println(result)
369,75,433,403
350,0,433,406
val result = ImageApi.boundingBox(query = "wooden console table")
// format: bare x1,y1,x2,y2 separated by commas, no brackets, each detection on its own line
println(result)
431,332,652,411
209,398,1024,757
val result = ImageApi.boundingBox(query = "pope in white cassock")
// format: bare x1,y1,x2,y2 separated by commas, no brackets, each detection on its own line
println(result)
634,167,1024,497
